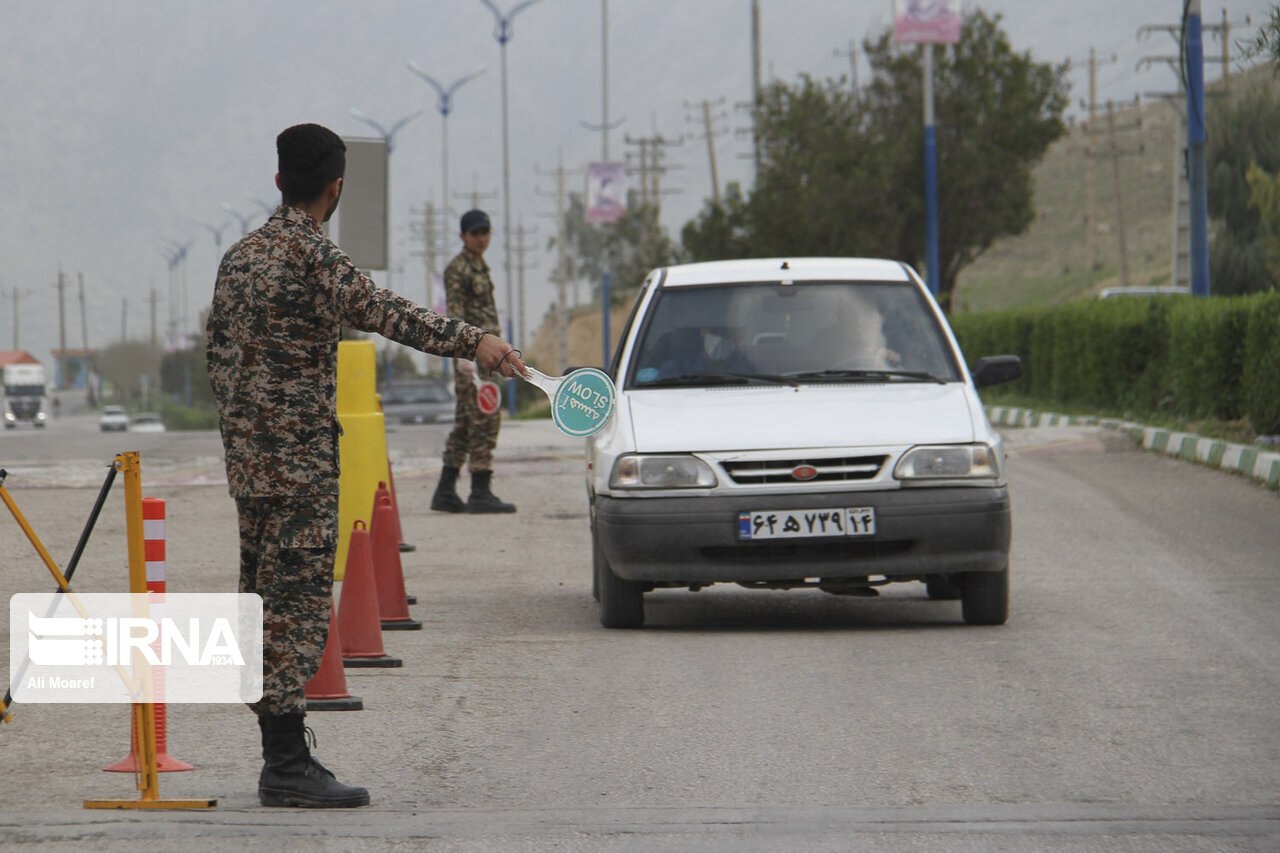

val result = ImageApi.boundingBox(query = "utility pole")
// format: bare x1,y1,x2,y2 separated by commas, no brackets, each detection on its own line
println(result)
1072,48,1117,271
1185,0,1210,297
512,220,539,347
537,156,582,374
78,273,88,354
1093,98,1145,288
121,296,128,343
684,98,728,207
1137,7,1244,294
833,39,859,94
56,268,68,386
4,287,32,349
751,0,762,176
148,284,161,349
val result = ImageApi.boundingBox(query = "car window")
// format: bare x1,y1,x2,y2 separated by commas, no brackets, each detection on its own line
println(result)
625,280,960,388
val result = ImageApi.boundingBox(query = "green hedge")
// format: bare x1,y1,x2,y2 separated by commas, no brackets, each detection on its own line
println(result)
949,293,1280,435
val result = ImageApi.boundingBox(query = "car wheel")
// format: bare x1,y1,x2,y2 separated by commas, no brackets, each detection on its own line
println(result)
925,576,962,600
960,565,1009,626
593,530,643,629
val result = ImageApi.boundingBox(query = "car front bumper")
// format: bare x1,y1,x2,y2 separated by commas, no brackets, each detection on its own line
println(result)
593,487,1010,584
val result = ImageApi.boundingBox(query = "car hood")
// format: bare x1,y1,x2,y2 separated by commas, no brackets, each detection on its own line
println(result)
624,383,977,452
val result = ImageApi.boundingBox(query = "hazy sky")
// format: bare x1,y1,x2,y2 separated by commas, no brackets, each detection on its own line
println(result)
0,0,1269,374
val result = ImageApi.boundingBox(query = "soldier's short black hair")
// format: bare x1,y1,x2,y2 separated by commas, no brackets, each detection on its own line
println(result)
277,124,346,205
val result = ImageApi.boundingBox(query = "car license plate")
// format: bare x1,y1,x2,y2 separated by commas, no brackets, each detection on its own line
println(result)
737,507,876,540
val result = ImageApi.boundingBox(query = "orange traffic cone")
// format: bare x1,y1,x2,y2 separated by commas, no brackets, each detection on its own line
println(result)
305,602,364,711
337,520,403,668
387,464,415,554
371,491,422,631
386,466,417,605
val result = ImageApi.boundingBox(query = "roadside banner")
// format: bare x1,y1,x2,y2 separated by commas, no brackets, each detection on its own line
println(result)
587,162,627,224
893,0,962,44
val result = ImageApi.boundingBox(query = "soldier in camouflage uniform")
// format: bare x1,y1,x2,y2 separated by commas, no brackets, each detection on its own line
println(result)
431,209,517,514
207,124,525,809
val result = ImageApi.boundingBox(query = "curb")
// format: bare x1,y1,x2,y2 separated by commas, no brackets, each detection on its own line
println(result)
986,406,1280,492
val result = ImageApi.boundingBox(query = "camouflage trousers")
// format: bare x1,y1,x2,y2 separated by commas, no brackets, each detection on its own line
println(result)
235,493,338,716
443,369,502,471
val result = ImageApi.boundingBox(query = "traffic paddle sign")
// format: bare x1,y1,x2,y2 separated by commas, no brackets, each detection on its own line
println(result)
475,380,501,415
517,367,615,438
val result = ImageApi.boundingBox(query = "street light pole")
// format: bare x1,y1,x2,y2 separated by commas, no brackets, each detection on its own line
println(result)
349,107,424,156
404,64,485,250
477,0,542,350
221,203,253,236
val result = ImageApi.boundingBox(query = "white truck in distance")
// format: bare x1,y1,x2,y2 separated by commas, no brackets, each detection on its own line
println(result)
3,363,48,429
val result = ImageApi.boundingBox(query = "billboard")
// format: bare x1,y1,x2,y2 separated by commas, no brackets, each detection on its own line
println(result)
336,137,389,270
587,162,627,225
893,0,962,44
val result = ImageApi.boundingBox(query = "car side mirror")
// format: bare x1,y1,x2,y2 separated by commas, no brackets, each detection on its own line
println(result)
970,355,1022,389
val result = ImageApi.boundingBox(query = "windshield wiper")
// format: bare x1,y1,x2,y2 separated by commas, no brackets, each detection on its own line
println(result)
784,369,947,385
639,372,799,388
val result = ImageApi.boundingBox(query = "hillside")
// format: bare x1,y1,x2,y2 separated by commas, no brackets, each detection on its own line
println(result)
954,64,1278,313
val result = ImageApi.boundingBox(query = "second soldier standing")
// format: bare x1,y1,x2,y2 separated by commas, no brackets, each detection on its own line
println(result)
431,209,517,514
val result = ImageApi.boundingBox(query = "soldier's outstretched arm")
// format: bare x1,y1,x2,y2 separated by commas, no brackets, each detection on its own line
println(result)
321,248,485,359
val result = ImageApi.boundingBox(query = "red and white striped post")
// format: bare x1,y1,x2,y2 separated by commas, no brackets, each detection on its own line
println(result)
104,497,193,773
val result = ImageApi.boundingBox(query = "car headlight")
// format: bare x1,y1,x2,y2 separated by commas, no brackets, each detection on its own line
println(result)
610,454,717,489
3,412,14,422
894,444,1000,481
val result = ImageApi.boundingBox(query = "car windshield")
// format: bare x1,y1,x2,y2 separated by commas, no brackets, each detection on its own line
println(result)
625,280,960,389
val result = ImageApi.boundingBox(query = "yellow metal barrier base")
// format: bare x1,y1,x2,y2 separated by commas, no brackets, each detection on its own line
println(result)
84,797,218,810
81,454,218,811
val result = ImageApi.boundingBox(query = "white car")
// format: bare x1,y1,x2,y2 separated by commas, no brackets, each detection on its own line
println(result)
99,405,129,432
586,258,1022,628
129,412,166,433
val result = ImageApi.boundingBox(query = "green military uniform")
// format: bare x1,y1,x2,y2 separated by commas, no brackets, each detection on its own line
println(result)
442,246,503,472
207,204,486,716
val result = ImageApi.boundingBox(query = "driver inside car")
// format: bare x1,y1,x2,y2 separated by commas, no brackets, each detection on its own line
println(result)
655,325,754,379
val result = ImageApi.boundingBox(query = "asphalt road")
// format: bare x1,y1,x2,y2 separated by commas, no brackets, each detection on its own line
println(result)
1,409,1277,851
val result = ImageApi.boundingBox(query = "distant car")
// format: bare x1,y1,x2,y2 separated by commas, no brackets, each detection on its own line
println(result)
379,379,455,425
99,405,129,432
129,412,166,433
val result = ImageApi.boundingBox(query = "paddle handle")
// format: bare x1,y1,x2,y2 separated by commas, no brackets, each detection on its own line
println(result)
515,366,560,397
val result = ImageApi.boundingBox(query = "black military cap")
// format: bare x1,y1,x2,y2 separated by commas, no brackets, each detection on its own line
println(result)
460,209,490,233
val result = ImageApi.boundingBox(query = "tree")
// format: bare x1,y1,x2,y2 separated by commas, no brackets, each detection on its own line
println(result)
555,190,682,307
1254,3,1280,65
1246,162,1280,285
98,341,162,404
682,10,1069,311
159,317,215,408
1207,84,1280,294
680,181,753,261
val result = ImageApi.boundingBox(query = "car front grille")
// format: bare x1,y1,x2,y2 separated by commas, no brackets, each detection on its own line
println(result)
722,454,887,485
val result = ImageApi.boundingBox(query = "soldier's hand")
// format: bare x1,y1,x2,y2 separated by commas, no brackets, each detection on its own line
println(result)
475,334,527,378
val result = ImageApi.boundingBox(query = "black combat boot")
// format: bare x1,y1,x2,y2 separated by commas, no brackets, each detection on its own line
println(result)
257,713,370,808
466,470,516,513
430,464,466,513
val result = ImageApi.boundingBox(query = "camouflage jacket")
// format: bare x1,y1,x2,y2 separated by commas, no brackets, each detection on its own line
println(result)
207,205,485,497
444,248,502,337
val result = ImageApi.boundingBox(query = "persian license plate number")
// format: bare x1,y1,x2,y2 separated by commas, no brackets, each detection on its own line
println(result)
737,507,876,540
